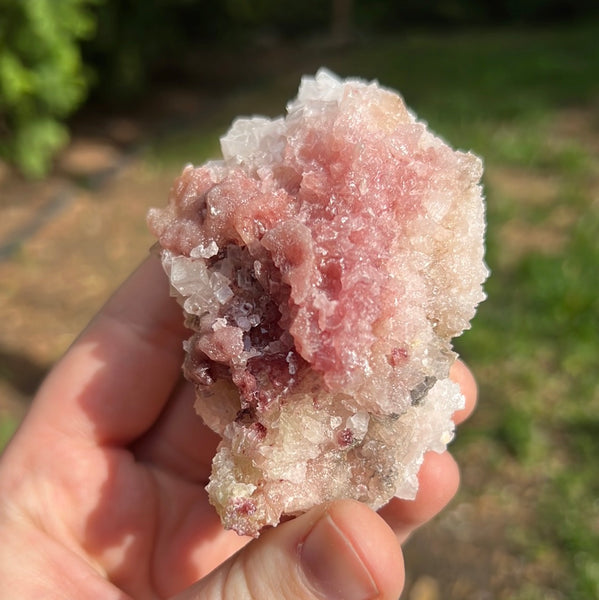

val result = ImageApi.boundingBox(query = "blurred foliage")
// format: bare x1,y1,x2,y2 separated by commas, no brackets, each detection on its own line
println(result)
357,0,599,29
85,0,599,103
82,0,221,103
0,0,98,177
1,0,598,176
225,0,329,32
82,0,330,104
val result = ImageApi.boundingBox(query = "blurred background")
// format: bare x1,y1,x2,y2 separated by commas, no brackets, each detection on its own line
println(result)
1,1,598,598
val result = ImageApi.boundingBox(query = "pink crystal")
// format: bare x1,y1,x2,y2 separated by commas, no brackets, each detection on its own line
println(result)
148,69,488,537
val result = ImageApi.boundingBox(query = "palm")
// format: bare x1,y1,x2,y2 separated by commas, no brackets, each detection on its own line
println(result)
51,424,245,598
0,259,247,599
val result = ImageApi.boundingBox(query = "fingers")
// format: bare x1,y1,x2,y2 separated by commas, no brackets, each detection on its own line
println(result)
378,451,460,544
171,500,404,600
25,255,189,445
450,359,478,425
378,360,477,543
133,379,221,483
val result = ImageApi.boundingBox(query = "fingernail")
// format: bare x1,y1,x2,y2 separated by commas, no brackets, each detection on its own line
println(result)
300,512,379,600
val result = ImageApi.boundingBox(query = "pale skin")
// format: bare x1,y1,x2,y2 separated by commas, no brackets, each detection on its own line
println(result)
0,255,477,600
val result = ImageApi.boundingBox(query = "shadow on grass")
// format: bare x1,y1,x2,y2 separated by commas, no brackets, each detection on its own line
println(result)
0,347,49,398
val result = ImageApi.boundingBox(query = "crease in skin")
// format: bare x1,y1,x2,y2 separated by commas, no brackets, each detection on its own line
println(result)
300,513,379,600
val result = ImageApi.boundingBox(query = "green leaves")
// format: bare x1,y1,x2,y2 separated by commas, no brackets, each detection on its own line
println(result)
0,0,98,177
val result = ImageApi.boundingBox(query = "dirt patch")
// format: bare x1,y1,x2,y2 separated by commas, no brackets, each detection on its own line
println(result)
486,163,586,268
551,105,599,154
404,440,566,600
58,138,124,178
0,154,184,437
498,204,578,260
486,166,559,207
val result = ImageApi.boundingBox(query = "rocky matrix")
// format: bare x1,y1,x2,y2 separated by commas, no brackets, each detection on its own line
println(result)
148,69,488,537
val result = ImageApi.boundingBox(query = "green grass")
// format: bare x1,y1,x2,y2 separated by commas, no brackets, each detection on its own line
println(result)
143,22,599,597
0,416,17,452
143,123,223,170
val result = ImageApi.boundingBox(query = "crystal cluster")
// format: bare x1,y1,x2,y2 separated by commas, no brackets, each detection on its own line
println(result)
148,69,488,537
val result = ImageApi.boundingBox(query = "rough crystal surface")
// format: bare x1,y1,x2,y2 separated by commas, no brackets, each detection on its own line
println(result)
148,69,488,537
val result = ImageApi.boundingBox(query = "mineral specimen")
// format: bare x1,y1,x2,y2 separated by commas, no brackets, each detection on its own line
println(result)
148,69,488,537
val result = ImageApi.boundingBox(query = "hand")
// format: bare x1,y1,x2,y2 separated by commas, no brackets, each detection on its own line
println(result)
0,256,477,600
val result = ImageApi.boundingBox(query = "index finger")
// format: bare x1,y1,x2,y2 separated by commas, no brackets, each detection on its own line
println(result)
25,255,188,445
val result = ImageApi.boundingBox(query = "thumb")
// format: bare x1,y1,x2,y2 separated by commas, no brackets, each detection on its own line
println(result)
171,499,404,600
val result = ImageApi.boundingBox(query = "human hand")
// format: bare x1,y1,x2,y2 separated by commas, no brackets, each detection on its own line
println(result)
0,255,477,599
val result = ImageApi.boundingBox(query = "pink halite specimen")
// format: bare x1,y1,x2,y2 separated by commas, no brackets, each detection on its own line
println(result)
148,69,488,537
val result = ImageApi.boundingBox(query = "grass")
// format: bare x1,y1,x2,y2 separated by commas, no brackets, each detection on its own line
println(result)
3,19,599,598
0,417,17,450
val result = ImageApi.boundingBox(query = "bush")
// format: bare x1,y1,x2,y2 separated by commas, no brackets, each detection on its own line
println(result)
0,0,98,177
